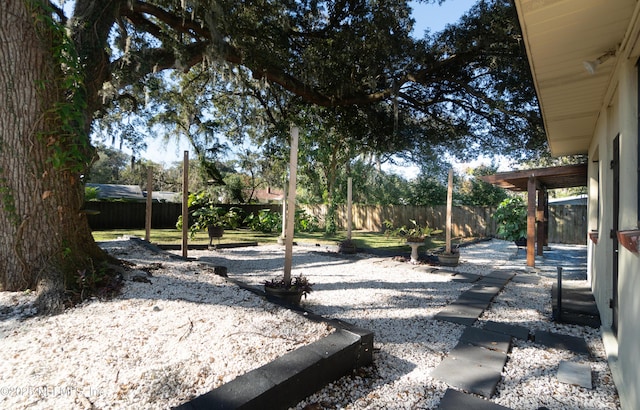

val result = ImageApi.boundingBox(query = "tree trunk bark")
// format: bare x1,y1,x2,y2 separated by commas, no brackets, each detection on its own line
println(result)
0,1,108,314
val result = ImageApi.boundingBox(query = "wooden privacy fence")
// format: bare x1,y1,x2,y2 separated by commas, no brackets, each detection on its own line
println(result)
300,204,587,244
548,205,587,244
85,201,587,244
300,204,497,238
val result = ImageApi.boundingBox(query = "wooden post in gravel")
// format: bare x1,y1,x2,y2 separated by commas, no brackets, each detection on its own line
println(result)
145,167,153,242
446,169,453,253
181,151,189,259
278,182,287,245
283,126,299,282
347,177,353,240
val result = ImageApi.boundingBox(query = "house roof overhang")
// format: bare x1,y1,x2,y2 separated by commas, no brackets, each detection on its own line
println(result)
513,0,638,157
478,163,587,192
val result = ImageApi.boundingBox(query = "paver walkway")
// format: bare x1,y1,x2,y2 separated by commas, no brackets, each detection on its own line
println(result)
431,265,595,409
431,270,515,399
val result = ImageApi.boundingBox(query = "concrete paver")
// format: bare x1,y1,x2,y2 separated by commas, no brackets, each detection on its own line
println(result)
557,361,592,389
459,327,512,354
430,356,504,397
533,330,590,356
450,272,482,283
459,285,502,303
449,342,508,372
434,304,484,326
482,321,530,341
437,388,512,410
485,270,516,281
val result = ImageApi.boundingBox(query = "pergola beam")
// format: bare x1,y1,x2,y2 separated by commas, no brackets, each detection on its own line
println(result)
480,164,587,268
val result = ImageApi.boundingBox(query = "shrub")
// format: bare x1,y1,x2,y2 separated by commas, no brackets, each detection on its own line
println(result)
245,209,282,233
494,197,528,241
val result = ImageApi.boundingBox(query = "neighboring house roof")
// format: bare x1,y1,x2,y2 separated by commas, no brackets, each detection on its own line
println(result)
549,195,587,206
251,187,284,202
513,0,636,156
147,191,182,203
87,183,143,200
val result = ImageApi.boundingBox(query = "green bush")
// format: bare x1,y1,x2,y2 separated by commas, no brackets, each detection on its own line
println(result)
84,186,100,201
176,191,246,237
245,209,282,233
295,209,320,233
225,206,245,229
494,197,528,241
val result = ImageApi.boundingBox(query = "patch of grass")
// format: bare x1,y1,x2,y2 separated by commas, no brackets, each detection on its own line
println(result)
92,228,463,252
92,228,279,245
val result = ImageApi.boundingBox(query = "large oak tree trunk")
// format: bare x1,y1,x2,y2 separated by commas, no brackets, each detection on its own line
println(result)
0,1,108,314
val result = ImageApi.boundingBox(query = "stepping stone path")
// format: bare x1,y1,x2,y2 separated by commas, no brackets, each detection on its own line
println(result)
433,270,515,327
432,271,516,400
431,327,511,398
431,269,594,409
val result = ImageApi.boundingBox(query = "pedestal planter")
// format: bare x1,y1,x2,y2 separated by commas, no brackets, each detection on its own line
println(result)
264,286,304,305
207,225,224,246
514,237,527,248
438,252,460,267
407,241,423,263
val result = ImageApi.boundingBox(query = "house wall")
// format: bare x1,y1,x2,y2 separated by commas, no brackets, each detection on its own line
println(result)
588,55,640,409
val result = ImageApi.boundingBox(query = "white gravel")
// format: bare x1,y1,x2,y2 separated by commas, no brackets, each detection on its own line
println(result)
0,238,619,409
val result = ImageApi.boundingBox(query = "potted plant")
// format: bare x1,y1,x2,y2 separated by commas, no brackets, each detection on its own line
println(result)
438,245,460,266
264,274,313,305
176,191,229,245
384,219,433,243
493,197,528,246
338,238,358,254
384,219,433,263
191,205,227,245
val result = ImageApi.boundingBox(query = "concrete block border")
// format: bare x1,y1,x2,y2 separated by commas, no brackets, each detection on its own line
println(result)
175,272,374,410
124,239,374,410
175,327,373,410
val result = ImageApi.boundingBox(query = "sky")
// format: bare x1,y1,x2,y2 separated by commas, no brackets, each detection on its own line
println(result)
121,0,483,172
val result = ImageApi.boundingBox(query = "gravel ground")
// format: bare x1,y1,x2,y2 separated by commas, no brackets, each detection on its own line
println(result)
0,238,619,409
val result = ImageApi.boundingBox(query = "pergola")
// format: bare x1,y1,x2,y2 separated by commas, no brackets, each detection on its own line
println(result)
479,164,588,267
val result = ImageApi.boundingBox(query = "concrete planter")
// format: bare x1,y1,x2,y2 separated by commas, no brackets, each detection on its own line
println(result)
514,237,527,248
207,225,224,246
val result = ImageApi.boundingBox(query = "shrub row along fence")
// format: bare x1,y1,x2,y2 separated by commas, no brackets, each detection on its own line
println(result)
86,201,587,244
